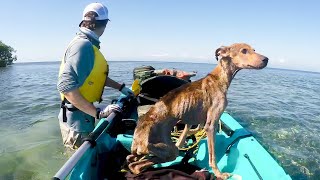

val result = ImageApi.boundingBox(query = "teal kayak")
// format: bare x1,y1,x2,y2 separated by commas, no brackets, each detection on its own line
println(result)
54,112,291,179
54,75,291,180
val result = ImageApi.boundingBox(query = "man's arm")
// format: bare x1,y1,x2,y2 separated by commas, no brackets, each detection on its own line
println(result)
105,76,122,90
64,76,128,118
64,89,97,118
105,76,134,96
57,38,97,117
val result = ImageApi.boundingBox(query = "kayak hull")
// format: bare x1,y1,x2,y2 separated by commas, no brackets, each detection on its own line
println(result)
68,112,291,180
54,69,290,179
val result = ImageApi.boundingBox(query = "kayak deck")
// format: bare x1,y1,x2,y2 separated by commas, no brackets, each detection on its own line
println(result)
117,112,291,180
67,112,291,180
60,71,291,180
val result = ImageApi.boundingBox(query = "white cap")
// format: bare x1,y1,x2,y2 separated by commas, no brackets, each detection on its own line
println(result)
82,2,109,21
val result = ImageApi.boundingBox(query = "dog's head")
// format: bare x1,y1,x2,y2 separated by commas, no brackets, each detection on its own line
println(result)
215,43,268,69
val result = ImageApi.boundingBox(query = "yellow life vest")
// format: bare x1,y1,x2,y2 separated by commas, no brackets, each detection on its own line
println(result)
59,45,109,103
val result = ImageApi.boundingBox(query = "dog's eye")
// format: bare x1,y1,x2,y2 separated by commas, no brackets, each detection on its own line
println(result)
241,49,248,54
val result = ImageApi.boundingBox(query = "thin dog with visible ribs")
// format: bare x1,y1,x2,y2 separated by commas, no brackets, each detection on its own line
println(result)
127,43,268,179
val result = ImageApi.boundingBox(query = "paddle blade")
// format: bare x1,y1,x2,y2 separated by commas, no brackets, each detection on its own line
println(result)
131,79,141,96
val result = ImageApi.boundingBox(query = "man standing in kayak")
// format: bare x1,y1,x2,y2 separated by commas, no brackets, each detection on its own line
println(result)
57,2,133,149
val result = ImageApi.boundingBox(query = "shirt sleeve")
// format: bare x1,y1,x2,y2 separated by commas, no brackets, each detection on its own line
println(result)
57,38,94,93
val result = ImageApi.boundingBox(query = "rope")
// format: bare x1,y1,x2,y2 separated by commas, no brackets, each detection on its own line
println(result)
171,127,207,151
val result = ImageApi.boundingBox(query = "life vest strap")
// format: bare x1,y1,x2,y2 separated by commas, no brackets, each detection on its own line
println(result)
60,99,79,122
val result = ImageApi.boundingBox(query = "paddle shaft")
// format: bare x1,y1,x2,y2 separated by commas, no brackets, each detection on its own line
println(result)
53,141,91,180
53,112,117,180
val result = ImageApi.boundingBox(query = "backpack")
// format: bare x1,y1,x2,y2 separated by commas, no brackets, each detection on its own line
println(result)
133,66,156,82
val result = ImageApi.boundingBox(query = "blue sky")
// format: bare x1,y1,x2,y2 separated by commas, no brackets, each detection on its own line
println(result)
0,0,319,72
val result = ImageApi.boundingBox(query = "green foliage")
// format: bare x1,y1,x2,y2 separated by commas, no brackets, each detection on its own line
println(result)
0,41,17,67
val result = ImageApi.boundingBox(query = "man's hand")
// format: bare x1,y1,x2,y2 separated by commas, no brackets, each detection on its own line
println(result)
99,104,122,118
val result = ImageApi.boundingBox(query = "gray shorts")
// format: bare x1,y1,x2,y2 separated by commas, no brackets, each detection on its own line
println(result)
59,121,90,150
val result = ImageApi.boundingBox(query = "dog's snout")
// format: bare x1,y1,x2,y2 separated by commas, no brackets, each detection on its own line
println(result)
262,57,269,63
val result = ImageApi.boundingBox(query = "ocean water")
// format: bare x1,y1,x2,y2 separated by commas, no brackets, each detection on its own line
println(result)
0,61,319,180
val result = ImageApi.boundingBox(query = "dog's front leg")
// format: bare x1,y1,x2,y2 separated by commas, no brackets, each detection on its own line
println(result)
176,124,202,148
175,124,191,148
205,108,231,180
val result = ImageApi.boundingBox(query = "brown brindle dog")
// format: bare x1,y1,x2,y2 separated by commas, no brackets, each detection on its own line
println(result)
127,43,268,179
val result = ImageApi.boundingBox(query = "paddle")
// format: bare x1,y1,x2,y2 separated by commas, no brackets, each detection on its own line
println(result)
53,81,141,180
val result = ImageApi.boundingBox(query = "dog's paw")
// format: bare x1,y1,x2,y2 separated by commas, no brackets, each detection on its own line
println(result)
126,154,136,163
128,163,142,175
215,172,231,180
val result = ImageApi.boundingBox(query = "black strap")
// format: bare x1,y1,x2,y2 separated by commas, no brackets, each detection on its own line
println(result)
244,154,263,180
119,83,125,91
60,101,67,122
225,133,252,154
138,94,159,102
82,136,97,147
60,99,79,122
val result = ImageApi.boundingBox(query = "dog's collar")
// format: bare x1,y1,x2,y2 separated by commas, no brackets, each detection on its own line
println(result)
232,69,240,79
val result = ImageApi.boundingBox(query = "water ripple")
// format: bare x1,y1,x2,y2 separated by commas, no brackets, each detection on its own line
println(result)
0,62,320,179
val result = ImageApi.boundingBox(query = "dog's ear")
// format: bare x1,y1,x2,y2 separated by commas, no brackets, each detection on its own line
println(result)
215,46,230,61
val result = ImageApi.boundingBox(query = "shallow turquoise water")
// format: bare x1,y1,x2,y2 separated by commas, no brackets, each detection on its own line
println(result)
0,61,319,179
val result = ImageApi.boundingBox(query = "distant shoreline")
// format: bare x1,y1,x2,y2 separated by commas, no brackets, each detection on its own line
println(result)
13,60,320,74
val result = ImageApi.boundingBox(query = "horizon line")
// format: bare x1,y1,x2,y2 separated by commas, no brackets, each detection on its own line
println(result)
12,60,320,74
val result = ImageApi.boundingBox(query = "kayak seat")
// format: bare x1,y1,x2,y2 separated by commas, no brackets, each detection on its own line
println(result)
139,76,189,105
106,118,137,137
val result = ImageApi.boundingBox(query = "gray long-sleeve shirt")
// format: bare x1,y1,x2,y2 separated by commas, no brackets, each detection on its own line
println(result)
57,31,100,93
57,29,101,132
